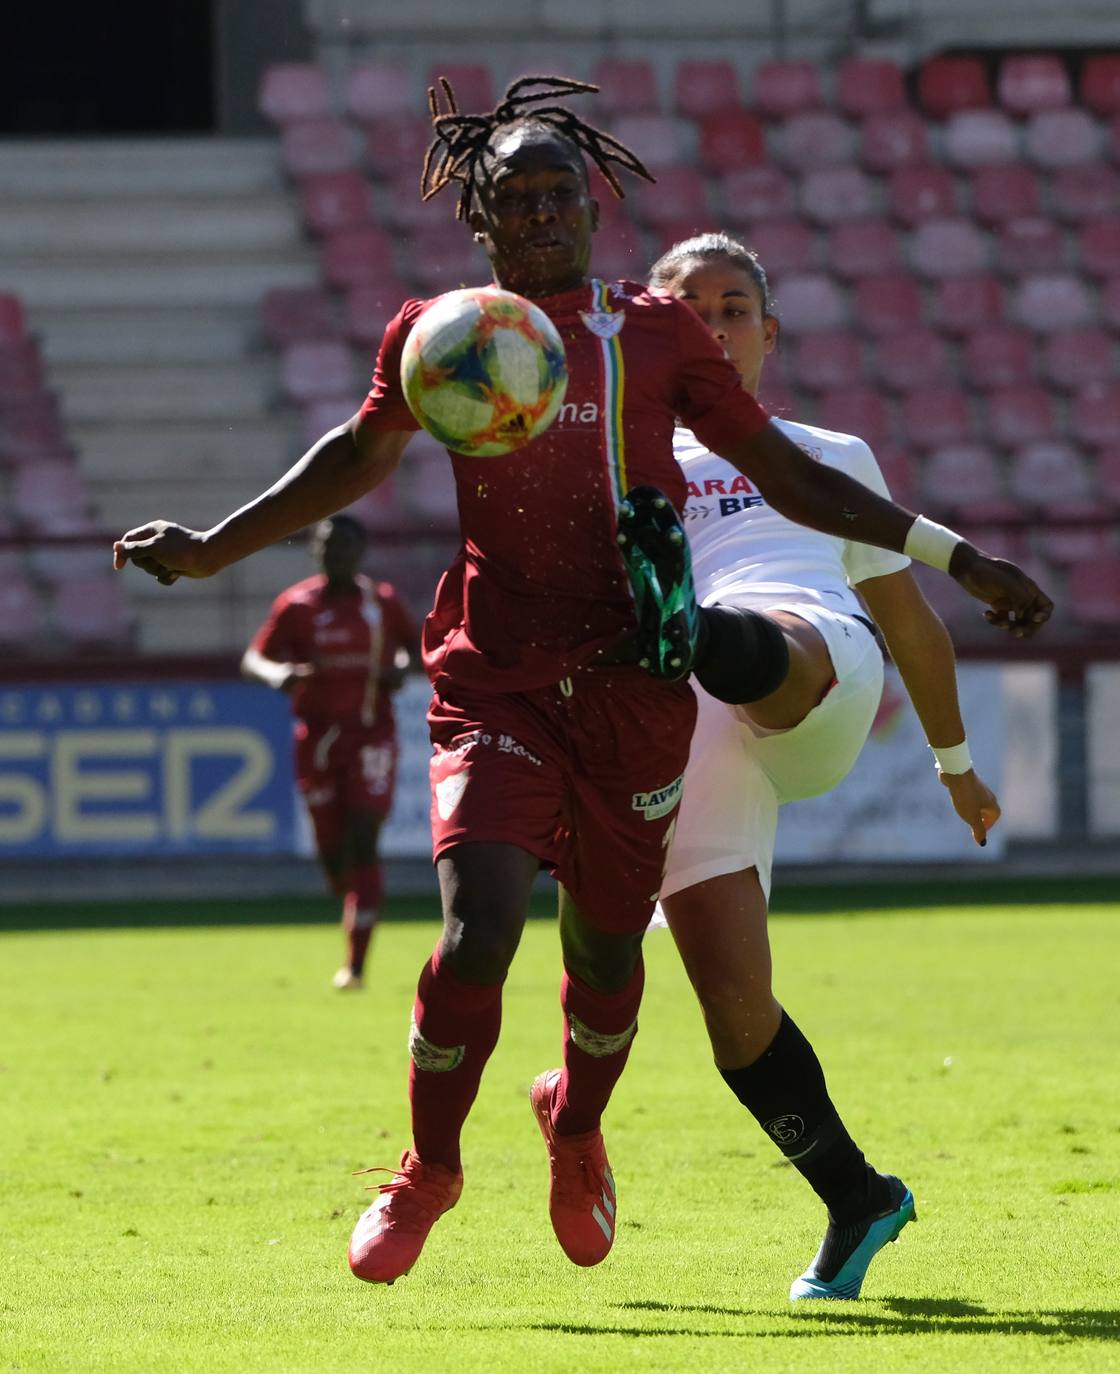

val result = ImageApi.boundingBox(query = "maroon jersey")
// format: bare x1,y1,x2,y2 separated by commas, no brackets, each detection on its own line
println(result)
251,574,416,731
359,278,768,693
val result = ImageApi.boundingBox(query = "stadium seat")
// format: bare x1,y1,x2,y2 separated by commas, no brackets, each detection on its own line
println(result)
1024,110,1104,168
0,573,44,648
1014,274,1095,330
984,384,1058,446
403,431,460,520
995,217,1066,276
281,341,355,404
1070,382,1120,446
11,460,91,531
650,219,713,256
345,281,411,346
1110,113,1120,163
954,523,1030,562
323,227,398,289
921,442,1010,514
997,55,1071,115
777,112,855,171
799,166,876,223
697,109,767,174
817,386,894,447
0,293,26,343
1037,523,1117,567
943,111,1021,168
887,165,958,224
837,58,906,117
930,275,1005,333
345,63,414,122
0,339,46,400
53,577,132,649
258,63,330,126
757,367,796,418
0,398,69,464
917,57,991,119
280,119,356,178
1008,439,1097,509
964,325,1035,389
674,60,741,118
873,443,920,506
586,222,647,282
343,474,403,530
771,274,848,332
1081,55,1120,115
900,386,974,447
26,544,109,587
748,220,817,276
790,332,863,391
261,287,339,348
828,219,901,278
1040,327,1115,391
363,114,433,177
720,166,797,223
1077,220,1120,277
910,217,990,278
873,328,951,392
408,227,488,292
426,64,494,113
858,111,929,172
611,114,690,170
592,59,659,114
301,397,355,449
631,166,708,226
854,273,923,334
1067,556,1120,624
1101,277,1120,331
301,171,372,235
754,61,823,118
1051,164,1120,222
1094,446,1120,505
969,164,1040,223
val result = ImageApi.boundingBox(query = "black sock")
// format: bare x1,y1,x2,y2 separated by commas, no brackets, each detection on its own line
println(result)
718,1011,890,1224
693,605,790,704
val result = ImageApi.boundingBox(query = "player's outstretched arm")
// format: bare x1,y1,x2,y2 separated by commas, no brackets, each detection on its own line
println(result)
716,422,1053,638
858,567,1001,847
113,417,413,584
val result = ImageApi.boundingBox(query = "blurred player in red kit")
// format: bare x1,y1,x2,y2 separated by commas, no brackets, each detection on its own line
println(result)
242,515,418,990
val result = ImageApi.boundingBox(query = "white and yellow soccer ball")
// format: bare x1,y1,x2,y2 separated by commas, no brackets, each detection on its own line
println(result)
400,286,568,456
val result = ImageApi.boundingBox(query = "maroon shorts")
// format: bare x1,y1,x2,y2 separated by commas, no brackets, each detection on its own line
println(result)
295,721,398,855
428,667,696,934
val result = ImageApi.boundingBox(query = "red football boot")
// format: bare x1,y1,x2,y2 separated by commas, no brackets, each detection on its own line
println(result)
530,1069,617,1266
348,1149,463,1284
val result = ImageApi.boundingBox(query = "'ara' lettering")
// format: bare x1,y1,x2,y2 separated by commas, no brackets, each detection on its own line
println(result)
685,474,755,499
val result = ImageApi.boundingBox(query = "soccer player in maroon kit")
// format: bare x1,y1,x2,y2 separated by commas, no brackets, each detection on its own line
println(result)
114,76,1050,1286
242,514,418,990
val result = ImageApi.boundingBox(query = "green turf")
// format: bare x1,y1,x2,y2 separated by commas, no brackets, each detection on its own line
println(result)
3,894,1119,1373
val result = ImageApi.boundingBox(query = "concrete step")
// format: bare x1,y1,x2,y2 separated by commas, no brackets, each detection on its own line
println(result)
54,361,279,424
35,307,266,365
0,139,285,198
133,587,278,654
0,255,319,309
72,418,300,482
92,477,283,533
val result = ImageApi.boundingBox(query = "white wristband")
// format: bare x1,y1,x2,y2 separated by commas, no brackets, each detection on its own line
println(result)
932,741,973,775
904,515,963,573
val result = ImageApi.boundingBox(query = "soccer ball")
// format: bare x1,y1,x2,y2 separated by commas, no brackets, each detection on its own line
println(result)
400,287,568,457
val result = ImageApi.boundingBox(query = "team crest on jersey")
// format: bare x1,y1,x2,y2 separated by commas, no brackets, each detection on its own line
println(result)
579,309,626,340
631,774,684,820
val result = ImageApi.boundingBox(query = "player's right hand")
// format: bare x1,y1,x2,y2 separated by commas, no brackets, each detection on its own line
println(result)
939,769,1001,847
113,521,213,584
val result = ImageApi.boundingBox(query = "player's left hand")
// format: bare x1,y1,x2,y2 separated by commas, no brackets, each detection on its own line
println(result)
949,546,1053,638
939,768,1001,846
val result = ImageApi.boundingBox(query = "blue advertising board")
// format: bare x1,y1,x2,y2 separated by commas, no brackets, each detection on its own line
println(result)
0,682,297,857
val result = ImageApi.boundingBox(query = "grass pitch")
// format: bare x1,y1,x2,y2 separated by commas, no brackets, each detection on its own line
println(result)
2,881,1119,1373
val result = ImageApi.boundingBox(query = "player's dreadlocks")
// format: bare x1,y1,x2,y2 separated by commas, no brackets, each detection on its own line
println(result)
420,74,656,221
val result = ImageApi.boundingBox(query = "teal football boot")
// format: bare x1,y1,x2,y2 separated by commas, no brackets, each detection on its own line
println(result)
616,485,700,681
789,1175,916,1300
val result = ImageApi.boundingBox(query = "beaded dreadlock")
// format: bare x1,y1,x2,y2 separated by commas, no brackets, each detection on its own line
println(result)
420,74,656,221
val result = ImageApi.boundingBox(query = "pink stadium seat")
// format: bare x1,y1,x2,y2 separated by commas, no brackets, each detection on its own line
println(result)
592,59,659,114
900,386,974,447
772,274,848,333
1102,277,1120,331
698,110,767,174
818,386,893,447
651,220,713,256
258,63,330,126
323,227,397,289
11,460,90,530
721,166,797,223
1094,447,1120,505
969,164,1040,223
281,341,355,403
426,64,494,113
799,166,876,223
943,111,1021,168
345,280,411,346
754,61,823,118
837,59,906,117
301,397,354,449
930,275,1005,334
1008,440,1097,509
0,293,26,343
887,165,957,224
301,171,372,235
1038,526,1118,568
790,332,863,391
998,56,1071,115
1070,382,1120,446
778,112,855,170
918,57,991,119
0,573,44,647
964,326,1035,389
26,544,109,587
1067,556,1120,624
1051,165,1120,222
910,217,991,278
586,222,647,282
873,328,951,392
859,111,929,172
1014,274,1095,330
854,273,923,334
828,219,901,278
631,166,708,226
343,474,402,530
674,60,741,118
757,367,796,418
1077,220,1120,277
345,63,413,122
364,114,432,177
748,220,817,276
612,114,689,170
261,287,339,348
409,227,487,292
1111,114,1120,163
921,443,1009,514
0,398,69,464
1041,327,1115,391
1082,56,1120,115
380,170,462,230
53,577,132,649
984,384,1057,446
873,444,920,506
280,119,355,178
956,524,1031,562
1024,110,1103,168
995,217,1066,276
0,339,46,399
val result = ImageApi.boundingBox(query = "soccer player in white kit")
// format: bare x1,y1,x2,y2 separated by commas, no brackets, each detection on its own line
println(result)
639,233,1003,1299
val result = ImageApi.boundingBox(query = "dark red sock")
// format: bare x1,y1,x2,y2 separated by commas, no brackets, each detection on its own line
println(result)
343,865,383,975
552,962,645,1137
408,947,503,1172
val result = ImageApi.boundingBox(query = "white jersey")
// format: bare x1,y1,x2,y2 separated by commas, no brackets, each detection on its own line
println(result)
677,417,910,617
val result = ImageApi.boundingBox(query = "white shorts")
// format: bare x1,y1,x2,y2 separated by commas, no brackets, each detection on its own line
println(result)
658,598,884,906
